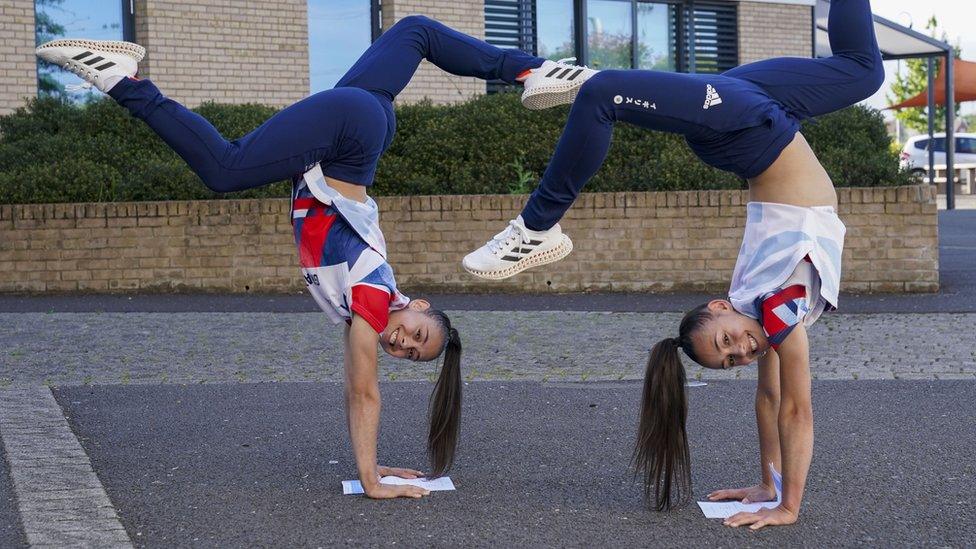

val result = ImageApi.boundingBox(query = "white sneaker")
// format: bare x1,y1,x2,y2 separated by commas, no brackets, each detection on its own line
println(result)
462,216,573,280
520,58,598,110
36,39,145,93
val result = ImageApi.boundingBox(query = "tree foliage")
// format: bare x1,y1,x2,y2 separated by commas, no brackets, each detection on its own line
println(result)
886,16,961,134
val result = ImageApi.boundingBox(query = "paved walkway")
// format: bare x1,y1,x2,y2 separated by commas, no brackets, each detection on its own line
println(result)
2,311,974,386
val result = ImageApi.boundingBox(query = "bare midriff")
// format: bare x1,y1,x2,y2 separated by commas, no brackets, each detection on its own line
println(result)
326,176,368,203
747,132,837,209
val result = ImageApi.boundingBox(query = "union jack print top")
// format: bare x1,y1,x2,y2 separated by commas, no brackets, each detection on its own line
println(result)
755,257,819,350
729,202,845,348
291,182,409,334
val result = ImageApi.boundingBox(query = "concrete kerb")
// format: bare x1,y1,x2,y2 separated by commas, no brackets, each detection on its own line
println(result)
0,386,132,548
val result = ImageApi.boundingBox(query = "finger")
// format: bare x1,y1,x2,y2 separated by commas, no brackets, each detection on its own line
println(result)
401,486,429,498
709,489,744,501
741,498,750,504
393,469,419,479
724,512,757,527
749,519,768,531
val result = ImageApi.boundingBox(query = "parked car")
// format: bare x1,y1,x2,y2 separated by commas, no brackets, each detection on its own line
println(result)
900,132,976,173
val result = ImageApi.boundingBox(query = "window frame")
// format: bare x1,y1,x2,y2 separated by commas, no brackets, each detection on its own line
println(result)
536,0,736,73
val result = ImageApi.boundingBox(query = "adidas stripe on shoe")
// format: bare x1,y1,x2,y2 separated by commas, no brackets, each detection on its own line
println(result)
521,58,598,110
36,39,144,93
462,216,574,280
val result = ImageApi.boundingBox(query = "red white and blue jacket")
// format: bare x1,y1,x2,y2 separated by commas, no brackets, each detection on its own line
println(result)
755,258,819,350
291,182,408,334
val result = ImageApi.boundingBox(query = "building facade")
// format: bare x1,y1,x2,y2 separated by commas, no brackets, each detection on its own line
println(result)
1,0,814,114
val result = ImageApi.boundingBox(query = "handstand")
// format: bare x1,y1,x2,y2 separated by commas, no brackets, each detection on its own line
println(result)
463,0,883,529
36,15,587,500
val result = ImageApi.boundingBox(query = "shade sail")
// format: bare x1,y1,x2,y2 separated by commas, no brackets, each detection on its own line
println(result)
815,5,951,59
886,58,976,109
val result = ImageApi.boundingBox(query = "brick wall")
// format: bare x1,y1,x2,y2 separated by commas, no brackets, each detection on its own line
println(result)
0,185,939,294
0,0,35,115
737,1,812,64
382,0,486,105
134,0,308,108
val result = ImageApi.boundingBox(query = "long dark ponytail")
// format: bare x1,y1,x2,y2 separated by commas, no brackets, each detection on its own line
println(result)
633,303,711,511
425,309,462,478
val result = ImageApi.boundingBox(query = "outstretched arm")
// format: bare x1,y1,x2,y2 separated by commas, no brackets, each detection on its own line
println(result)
726,324,812,530
343,315,428,499
757,351,784,490
707,350,782,504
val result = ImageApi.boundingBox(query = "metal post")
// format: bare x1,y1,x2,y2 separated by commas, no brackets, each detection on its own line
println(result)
927,56,936,184
946,53,956,210
687,2,696,73
122,0,136,42
573,0,588,66
630,0,638,69
370,0,382,41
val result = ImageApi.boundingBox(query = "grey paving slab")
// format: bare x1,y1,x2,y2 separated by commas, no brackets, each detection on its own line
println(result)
2,312,974,388
0,438,28,549
54,380,975,548
0,387,131,548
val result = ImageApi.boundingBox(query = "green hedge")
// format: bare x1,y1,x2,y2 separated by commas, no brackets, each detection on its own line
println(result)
0,93,914,204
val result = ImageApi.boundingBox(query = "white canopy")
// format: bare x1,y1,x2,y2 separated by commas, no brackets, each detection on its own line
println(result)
814,0,950,59
814,0,958,209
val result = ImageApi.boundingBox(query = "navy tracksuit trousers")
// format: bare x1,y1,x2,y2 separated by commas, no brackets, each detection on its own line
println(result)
520,0,885,229
108,15,543,191
110,2,883,234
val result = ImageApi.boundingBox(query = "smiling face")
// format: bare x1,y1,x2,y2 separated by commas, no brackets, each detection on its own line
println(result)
377,299,447,362
688,300,771,370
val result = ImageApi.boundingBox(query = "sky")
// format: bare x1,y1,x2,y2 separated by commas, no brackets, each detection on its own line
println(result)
863,0,976,116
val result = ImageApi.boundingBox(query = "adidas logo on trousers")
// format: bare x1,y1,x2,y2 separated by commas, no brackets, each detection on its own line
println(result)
703,84,722,109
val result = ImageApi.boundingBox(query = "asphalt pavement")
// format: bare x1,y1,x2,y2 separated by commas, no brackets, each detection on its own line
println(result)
51,380,974,547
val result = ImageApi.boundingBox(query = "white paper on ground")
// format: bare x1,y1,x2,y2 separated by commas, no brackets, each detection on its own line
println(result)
697,463,783,519
686,381,708,387
341,476,456,495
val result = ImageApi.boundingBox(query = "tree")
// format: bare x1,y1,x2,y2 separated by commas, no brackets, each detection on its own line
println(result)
36,0,67,97
886,16,961,134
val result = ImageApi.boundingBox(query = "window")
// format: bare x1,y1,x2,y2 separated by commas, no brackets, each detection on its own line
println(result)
637,2,676,71
680,1,737,73
956,137,976,155
486,0,535,52
930,138,946,152
512,0,734,73
535,0,574,59
35,0,133,102
914,139,929,151
586,0,633,70
308,0,376,93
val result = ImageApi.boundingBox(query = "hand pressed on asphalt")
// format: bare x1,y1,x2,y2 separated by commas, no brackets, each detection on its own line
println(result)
363,483,430,499
377,465,425,479
723,505,797,530
707,483,776,504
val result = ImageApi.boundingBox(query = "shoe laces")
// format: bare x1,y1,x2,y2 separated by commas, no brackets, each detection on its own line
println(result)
553,57,590,70
485,220,529,255
62,62,95,91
